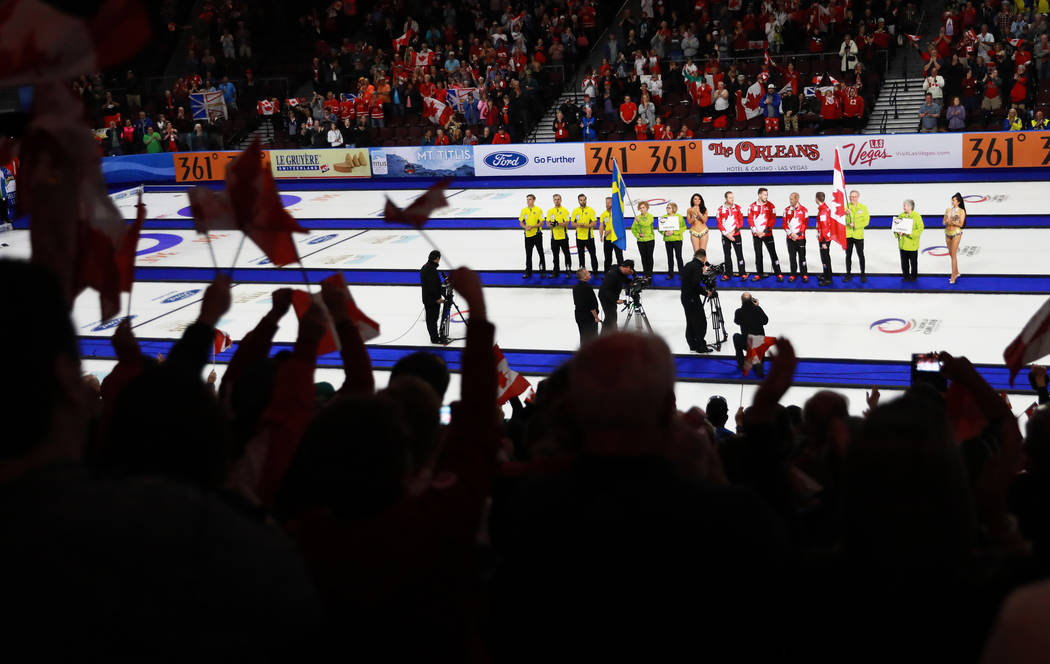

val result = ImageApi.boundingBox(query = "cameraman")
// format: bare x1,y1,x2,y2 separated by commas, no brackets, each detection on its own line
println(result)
420,250,444,344
733,292,768,376
680,248,712,353
598,259,635,335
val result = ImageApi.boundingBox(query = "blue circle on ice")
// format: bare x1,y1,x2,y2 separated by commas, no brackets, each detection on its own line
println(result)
177,194,302,218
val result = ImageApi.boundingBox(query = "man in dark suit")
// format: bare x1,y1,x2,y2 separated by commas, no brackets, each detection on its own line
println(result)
733,292,769,376
597,260,634,335
680,249,711,353
420,250,444,344
572,269,600,345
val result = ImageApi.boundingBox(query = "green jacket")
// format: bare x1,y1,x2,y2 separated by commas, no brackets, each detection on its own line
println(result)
895,211,924,251
658,213,687,242
143,132,162,153
846,202,869,239
631,212,655,242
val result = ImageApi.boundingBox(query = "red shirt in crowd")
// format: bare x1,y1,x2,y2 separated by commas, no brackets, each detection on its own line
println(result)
554,121,569,140
716,203,744,238
843,92,865,118
783,203,809,237
634,122,649,139
340,99,355,119
820,94,841,119
354,95,369,115
653,122,672,139
748,200,776,236
619,100,638,123
492,130,512,144
370,99,384,119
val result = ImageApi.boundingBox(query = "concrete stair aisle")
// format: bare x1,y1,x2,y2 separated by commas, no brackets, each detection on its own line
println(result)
528,91,578,143
236,122,274,149
863,77,928,134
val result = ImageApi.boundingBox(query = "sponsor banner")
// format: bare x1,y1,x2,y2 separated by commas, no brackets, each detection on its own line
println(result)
701,134,963,173
269,148,371,179
586,140,703,175
102,152,176,185
369,145,475,178
173,150,270,183
473,143,585,177
962,131,1050,168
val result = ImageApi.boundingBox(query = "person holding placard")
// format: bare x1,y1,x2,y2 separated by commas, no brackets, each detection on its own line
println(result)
894,199,924,282
631,200,657,278
572,193,600,273
748,187,783,282
783,192,810,283
716,191,748,281
599,196,624,272
943,192,966,284
687,193,709,254
659,202,688,279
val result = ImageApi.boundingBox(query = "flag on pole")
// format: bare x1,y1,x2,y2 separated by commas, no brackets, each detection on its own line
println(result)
393,29,413,51
1004,298,1050,385
190,91,228,121
905,34,921,44
291,289,340,356
494,344,531,405
1026,402,1040,419
213,328,232,355
115,193,147,292
384,177,452,228
225,141,306,266
422,96,453,125
830,148,848,249
609,161,628,251
321,272,380,341
1008,38,1023,48
743,335,776,376
743,81,764,119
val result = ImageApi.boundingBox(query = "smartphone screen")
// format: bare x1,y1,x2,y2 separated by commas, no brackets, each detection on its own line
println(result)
911,353,946,391
440,405,451,425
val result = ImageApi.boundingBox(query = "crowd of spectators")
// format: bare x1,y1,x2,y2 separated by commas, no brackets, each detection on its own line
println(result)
910,1,1050,132
9,254,1050,658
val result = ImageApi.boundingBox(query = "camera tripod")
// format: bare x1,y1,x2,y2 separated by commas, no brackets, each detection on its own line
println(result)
622,294,654,334
702,290,728,350
438,282,468,343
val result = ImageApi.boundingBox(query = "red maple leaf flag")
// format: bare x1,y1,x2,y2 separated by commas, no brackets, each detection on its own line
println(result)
213,328,232,355
321,272,380,341
291,289,340,356
0,0,150,87
393,29,413,50
830,148,848,249
743,81,764,119
225,141,307,266
764,49,775,67
743,335,777,376
384,178,453,228
1009,38,1022,48
115,193,147,292
422,96,453,125
1004,298,1050,385
187,186,240,235
905,33,921,44
494,344,531,405
1026,402,1040,419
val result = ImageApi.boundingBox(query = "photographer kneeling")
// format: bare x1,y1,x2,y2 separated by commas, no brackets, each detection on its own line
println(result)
598,259,634,335
680,248,713,353
733,292,769,376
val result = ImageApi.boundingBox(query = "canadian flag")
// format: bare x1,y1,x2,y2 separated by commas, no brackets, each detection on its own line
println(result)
1026,402,1040,419
764,49,775,67
494,344,531,405
1004,298,1050,385
905,33,921,44
286,97,300,107
322,272,380,341
422,96,453,125
965,29,978,42
743,335,776,376
743,81,763,119
384,177,452,228
830,148,848,249
290,276,381,356
213,328,232,355
393,29,413,51
1009,38,1023,48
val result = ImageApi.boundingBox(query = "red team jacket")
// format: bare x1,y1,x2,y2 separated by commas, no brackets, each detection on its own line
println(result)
783,204,809,238
717,203,744,239
748,200,776,236
816,202,833,242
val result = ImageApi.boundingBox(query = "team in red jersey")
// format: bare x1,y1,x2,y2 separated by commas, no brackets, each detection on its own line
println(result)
782,192,810,282
747,188,783,282
815,192,835,286
716,191,748,280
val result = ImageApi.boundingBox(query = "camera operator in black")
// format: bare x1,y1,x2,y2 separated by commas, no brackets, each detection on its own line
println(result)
598,259,634,335
420,250,444,344
680,248,712,353
732,292,769,376
573,269,600,344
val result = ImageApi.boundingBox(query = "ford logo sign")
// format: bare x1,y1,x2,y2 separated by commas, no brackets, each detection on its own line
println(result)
161,289,202,304
483,151,528,169
308,233,338,245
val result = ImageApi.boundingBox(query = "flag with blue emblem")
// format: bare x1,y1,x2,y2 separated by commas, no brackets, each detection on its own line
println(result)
609,160,628,251
190,91,228,122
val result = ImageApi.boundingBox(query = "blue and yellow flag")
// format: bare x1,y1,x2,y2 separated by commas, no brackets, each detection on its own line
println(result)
610,160,628,251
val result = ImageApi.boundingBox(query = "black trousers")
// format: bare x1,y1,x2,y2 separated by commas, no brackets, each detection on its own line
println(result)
846,237,865,274
599,295,618,334
752,234,782,275
637,239,655,276
900,249,918,279
576,237,598,273
575,311,598,345
721,235,745,276
551,237,571,274
664,240,684,276
424,302,441,341
603,241,624,272
787,238,808,275
819,241,832,279
524,234,545,273
682,294,707,350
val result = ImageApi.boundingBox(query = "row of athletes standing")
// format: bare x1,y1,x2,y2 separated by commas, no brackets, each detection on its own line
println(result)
518,189,875,285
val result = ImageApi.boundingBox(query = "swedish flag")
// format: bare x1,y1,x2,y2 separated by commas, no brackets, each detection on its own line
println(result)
610,160,628,251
